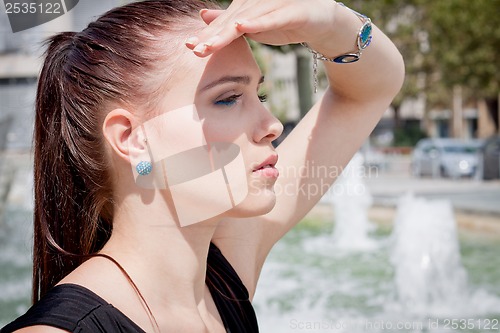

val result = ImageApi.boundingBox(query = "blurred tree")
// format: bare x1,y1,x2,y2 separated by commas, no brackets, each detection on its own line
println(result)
215,0,500,132
351,0,500,135
423,0,500,131
424,0,499,98
348,0,425,129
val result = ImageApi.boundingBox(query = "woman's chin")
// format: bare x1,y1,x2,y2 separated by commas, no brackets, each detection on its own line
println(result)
227,190,277,218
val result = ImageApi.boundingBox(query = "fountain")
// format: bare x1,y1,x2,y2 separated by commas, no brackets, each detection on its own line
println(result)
390,193,468,316
304,152,377,254
389,192,500,319
252,158,500,333
329,153,377,251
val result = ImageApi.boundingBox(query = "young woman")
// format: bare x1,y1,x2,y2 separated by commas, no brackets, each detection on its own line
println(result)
1,0,404,332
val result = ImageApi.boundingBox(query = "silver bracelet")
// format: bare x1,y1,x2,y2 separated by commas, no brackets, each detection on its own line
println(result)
302,2,373,92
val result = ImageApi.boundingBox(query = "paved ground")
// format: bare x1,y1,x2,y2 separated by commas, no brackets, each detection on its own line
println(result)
306,154,500,237
364,155,500,216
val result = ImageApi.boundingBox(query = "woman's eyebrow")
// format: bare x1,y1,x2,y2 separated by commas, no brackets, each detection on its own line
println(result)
201,75,265,91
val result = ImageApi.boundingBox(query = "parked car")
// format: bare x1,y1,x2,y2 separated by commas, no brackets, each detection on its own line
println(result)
481,136,500,180
411,138,483,178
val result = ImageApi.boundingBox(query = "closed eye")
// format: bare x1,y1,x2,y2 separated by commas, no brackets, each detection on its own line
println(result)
214,93,243,106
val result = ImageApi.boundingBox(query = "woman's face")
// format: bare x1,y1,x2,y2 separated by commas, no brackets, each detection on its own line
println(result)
146,37,283,222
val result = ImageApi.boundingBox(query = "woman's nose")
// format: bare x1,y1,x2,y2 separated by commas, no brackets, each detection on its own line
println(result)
253,106,284,144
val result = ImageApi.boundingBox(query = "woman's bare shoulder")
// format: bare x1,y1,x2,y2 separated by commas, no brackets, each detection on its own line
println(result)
12,326,70,333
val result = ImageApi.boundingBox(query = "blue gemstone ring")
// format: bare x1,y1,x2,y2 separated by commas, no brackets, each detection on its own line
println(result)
136,161,153,176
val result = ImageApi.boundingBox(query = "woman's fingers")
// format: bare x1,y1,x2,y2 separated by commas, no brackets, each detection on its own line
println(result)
187,1,287,56
199,9,224,24
187,5,246,56
187,9,225,54
185,0,330,57
188,23,244,57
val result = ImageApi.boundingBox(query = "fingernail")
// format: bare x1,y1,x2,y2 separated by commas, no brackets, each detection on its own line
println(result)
193,43,207,54
235,19,249,28
199,8,208,17
204,36,220,48
185,36,198,47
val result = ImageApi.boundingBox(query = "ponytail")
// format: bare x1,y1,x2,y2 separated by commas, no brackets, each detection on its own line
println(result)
32,31,114,302
32,0,220,304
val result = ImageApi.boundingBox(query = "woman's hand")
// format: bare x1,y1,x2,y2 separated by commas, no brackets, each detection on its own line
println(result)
203,0,404,294
185,0,338,57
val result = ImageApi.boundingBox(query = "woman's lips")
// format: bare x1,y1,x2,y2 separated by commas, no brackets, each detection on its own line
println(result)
253,165,279,178
252,154,279,178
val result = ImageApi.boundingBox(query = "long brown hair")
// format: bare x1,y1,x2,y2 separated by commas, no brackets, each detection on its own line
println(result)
33,0,216,302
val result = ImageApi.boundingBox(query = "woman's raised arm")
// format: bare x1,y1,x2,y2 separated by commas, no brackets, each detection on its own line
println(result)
188,0,405,296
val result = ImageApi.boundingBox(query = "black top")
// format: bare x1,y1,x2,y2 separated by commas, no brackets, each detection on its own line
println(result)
1,243,258,333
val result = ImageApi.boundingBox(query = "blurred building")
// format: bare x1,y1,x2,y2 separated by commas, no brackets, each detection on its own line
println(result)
3,2,496,151
0,0,125,151
372,94,499,148
258,48,301,123
259,47,499,146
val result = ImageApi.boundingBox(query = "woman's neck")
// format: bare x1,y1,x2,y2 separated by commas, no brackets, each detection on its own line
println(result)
99,196,221,328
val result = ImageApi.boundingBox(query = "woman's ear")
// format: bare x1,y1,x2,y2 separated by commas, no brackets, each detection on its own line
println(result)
102,108,146,163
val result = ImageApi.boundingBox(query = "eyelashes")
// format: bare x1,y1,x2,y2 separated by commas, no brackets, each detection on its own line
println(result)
214,93,242,106
214,93,268,107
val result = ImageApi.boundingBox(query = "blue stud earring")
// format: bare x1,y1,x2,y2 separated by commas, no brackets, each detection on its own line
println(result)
136,161,152,176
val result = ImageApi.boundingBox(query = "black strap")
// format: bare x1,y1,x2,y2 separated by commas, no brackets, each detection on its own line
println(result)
206,243,259,333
